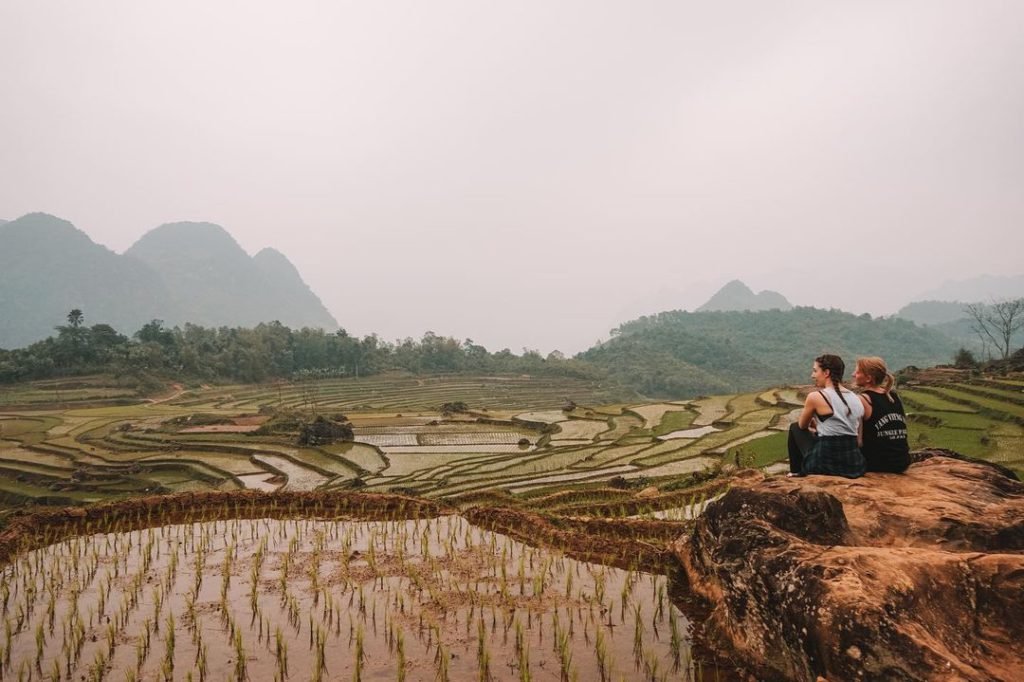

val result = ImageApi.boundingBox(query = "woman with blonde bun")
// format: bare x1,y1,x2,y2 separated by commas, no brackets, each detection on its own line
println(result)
853,356,910,473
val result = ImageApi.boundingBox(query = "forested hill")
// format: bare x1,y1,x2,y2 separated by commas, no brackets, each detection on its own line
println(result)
579,308,960,397
0,213,337,348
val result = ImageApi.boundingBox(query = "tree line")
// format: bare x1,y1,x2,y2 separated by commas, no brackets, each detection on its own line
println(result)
4,305,1018,397
0,311,601,385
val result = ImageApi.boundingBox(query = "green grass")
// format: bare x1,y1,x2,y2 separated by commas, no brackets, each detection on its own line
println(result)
900,389,977,413
988,378,1024,388
906,423,993,457
726,432,787,468
911,410,991,430
953,383,1024,403
651,409,698,437
926,387,1024,419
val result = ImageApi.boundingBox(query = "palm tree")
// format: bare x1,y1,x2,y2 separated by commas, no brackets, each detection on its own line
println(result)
67,308,84,328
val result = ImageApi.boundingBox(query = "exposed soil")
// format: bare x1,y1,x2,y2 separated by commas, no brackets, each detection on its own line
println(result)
464,506,680,574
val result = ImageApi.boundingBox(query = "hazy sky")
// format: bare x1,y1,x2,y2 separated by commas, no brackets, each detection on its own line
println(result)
2,1,1022,353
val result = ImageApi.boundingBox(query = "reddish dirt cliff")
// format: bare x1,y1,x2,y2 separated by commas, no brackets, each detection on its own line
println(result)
675,451,1024,681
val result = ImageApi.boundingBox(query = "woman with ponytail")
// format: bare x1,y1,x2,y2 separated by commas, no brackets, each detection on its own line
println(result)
853,356,910,473
787,354,865,478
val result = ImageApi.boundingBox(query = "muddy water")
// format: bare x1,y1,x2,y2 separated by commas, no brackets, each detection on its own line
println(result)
236,472,282,492
658,425,719,440
2,516,700,681
251,453,328,490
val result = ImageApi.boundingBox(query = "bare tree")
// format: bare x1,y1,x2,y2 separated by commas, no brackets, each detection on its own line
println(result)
964,298,1024,360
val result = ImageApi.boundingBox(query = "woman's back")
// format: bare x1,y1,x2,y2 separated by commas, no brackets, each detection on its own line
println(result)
816,386,864,436
802,384,865,478
862,390,910,473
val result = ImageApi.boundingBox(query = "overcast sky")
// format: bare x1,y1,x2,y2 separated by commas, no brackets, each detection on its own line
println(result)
2,1,1022,353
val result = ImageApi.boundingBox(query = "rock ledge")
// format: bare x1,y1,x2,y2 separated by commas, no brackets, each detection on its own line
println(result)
675,452,1024,681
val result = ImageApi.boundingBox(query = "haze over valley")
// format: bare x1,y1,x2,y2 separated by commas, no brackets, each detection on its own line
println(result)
6,211,1020,401
3,2,1023,356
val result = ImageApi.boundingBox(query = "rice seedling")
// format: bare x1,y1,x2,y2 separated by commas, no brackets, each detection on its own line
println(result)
0,508,696,680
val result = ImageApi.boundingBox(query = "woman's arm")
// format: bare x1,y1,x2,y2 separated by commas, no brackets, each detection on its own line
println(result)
860,393,873,420
798,392,824,430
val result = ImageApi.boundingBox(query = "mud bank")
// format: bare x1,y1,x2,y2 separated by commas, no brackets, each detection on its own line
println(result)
0,489,447,565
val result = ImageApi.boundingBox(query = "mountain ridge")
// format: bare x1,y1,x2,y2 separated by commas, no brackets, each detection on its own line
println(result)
913,274,1024,304
697,279,792,312
0,213,337,349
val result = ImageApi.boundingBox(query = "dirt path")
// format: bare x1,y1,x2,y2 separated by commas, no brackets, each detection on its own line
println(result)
146,382,185,404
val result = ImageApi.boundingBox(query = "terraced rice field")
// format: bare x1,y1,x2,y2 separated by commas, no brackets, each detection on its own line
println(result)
4,371,1019,681
0,487,736,681
2,372,1023,508
628,403,690,430
896,379,1024,476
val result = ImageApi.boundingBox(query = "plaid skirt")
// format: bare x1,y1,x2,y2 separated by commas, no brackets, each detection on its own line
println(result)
803,435,865,478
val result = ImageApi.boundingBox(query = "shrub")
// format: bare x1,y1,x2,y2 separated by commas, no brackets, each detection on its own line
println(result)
440,401,469,415
297,415,354,446
953,348,979,369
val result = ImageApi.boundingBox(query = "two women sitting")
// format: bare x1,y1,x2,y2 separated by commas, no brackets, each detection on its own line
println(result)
787,354,910,478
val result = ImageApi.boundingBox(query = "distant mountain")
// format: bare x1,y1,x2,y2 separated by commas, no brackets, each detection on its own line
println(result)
896,300,969,326
697,280,792,312
251,247,334,328
896,299,1024,356
0,213,337,349
913,275,1024,304
580,307,959,399
0,213,177,349
125,222,336,331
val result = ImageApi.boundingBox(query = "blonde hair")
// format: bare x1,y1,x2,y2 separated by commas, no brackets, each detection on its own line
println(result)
857,356,895,394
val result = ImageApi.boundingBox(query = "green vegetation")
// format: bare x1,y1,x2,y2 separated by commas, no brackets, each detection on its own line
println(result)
4,303,1000,402
728,432,787,468
580,307,960,398
651,409,699,437
0,317,611,394
900,389,977,413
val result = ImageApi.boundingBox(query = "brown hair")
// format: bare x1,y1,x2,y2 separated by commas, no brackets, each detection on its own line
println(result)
815,353,851,415
857,356,896,396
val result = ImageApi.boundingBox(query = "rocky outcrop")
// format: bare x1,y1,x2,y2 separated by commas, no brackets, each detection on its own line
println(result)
674,452,1024,681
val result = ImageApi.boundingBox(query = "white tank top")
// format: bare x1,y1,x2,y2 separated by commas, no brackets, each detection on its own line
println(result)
816,386,864,437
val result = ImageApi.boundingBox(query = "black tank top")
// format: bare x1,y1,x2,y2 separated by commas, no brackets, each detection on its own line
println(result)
862,390,910,473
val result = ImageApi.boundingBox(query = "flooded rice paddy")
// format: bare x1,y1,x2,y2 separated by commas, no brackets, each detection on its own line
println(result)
2,515,698,681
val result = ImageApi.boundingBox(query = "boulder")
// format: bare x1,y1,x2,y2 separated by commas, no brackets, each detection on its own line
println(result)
635,485,660,499
674,452,1024,681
